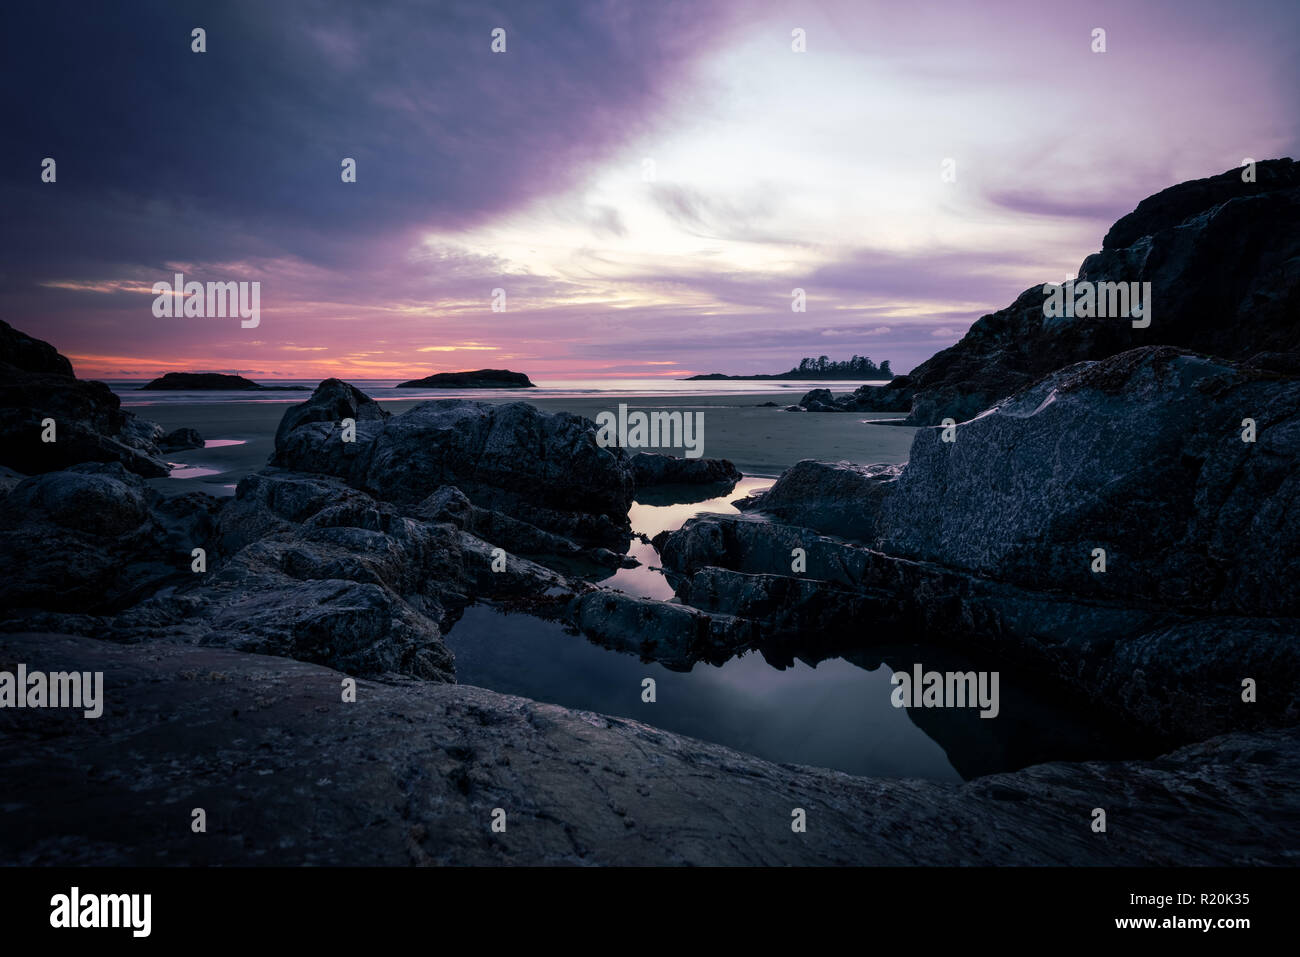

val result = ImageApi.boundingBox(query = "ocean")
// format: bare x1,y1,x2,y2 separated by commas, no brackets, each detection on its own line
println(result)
108,378,886,407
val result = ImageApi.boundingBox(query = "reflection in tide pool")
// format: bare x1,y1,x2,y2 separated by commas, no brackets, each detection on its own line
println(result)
445,603,962,782
167,465,223,479
445,476,961,781
599,477,773,600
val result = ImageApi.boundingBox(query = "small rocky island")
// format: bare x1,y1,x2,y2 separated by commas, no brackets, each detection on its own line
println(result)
141,372,280,390
396,369,534,388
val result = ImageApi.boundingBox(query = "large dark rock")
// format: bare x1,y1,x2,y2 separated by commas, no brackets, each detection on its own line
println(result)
629,451,741,488
874,347,1300,617
0,318,74,376
0,462,214,616
159,427,205,451
738,460,901,541
272,384,634,547
0,321,175,477
812,159,1300,424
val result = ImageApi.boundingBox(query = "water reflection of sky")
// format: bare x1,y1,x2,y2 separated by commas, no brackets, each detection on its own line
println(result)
447,477,961,781
446,602,962,782
599,477,773,601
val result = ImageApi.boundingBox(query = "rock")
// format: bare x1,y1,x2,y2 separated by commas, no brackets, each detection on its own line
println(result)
657,511,1300,740
416,485,474,528
2,632,1296,865
0,318,73,376
569,589,756,670
629,451,741,488
817,159,1300,424
738,459,901,541
272,378,389,471
0,322,172,477
159,427,204,451
873,347,1300,618
654,347,1300,739
0,463,203,617
396,369,535,388
272,386,634,547
140,372,268,390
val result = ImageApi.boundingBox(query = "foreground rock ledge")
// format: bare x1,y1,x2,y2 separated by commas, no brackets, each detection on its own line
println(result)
1,634,1294,866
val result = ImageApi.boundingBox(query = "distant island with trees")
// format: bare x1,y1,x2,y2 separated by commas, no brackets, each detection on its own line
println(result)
683,355,895,381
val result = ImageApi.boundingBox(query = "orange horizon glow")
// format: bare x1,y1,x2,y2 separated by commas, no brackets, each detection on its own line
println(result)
64,352,703,381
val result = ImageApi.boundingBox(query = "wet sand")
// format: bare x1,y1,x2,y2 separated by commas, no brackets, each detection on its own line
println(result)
141,392,917,496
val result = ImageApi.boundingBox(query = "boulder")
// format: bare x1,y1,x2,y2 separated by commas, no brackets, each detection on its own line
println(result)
629,451,741,488
159,427,205,451
272,385,635,547
0,463,208,616
738,460,901,541
0,321,173,477
873,347,1300,617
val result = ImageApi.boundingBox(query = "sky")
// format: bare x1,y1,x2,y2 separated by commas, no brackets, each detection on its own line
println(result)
3,0,1299,380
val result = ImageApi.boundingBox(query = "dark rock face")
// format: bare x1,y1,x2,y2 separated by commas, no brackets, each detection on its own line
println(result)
396,369,535,388
569,589,756,670
3,633,1296,866
0,462,214,617
159,427,204,451
629,451,741,488
141,372,265,390
738,460,901,541
0,318,74,376
658,347,1300,740
0,322,178,477
875,348,1300,617
273,385,634,547
802,159,1300,424
0,371,171,477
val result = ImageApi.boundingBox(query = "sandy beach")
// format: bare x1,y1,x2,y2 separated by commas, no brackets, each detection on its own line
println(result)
140,391,917,496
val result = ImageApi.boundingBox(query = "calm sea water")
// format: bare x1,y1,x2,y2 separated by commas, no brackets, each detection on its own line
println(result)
109,378,884,407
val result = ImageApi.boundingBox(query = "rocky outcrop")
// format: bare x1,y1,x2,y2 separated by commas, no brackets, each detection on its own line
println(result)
115,468,580,682
273,384,635,548
658,347,1300,741
739,460,900,542
0,320,184,477
396,369,535,388
629,451,741,488
160,427,205,451
799,159,1300,424
0,462,216,617
0,318,74,376
569,589,756,670
2,632,1295,866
